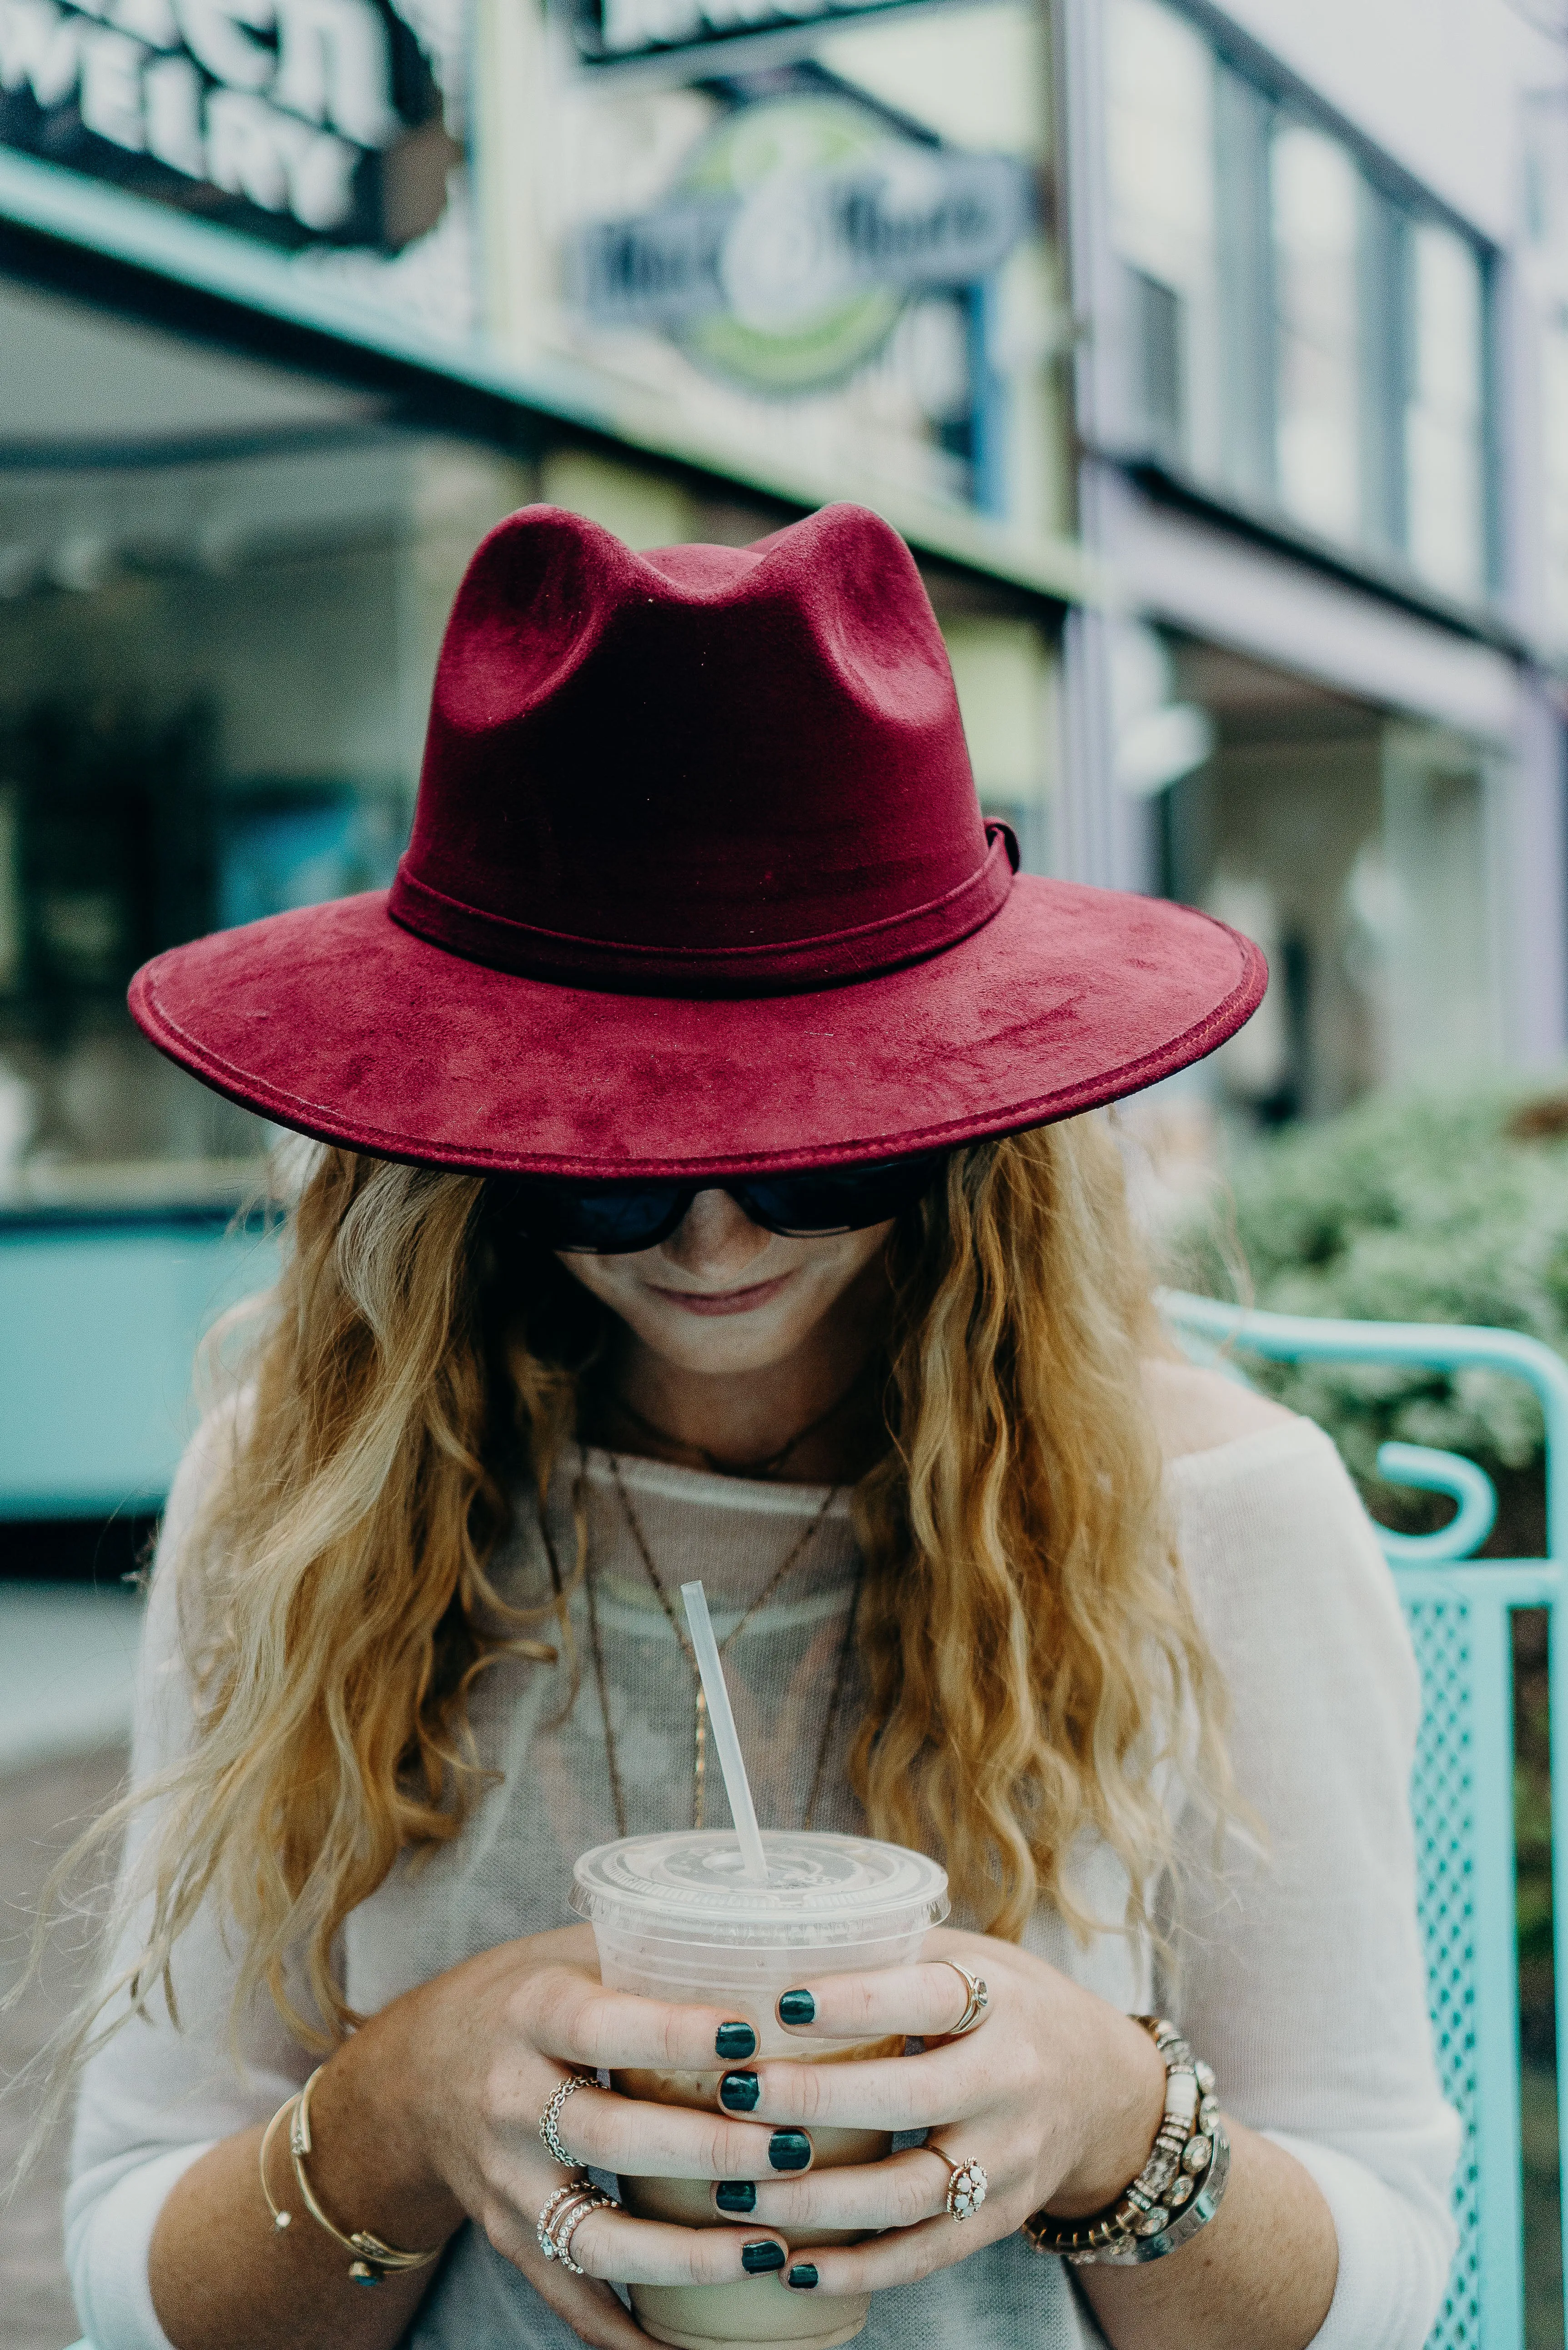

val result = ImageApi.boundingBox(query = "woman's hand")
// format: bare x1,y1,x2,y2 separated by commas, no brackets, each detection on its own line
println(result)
697,1925,1167,2299
379,1921,807,2346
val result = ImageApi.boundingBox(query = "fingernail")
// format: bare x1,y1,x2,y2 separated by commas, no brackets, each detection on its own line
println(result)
778,1988,816,2026
715,2181,757,2213
720,2071,760,2112
742,2240,786,2274
788,2263,819,2290
769,2128,811,2171
716,2021,758,2060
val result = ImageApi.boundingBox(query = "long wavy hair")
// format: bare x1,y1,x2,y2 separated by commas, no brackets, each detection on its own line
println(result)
47,1116,1227,2066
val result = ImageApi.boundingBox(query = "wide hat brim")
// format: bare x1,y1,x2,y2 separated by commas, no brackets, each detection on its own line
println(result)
130,880,1264,1179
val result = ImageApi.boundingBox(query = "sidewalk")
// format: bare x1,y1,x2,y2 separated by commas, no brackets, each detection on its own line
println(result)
1,1585,144,2350
1,1743,127,2350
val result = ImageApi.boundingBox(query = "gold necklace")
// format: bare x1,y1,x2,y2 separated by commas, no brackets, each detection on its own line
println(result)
605,1452,842,1830
558,1452,861,1839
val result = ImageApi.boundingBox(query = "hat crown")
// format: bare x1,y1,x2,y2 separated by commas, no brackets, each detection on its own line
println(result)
388,502,1012,994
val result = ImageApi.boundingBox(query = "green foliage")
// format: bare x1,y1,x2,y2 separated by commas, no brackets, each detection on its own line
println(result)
1168,1080,1568,1495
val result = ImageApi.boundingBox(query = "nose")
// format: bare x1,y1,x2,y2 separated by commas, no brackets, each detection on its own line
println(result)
659,1188,774,1283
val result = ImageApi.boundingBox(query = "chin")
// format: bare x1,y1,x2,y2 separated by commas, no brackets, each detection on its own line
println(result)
640,1306,809,1377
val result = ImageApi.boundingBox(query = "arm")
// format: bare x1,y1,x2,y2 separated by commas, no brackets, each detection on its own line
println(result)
699,1418,1455,2350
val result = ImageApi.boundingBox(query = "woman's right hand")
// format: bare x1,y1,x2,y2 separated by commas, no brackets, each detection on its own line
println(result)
353,1921,799,2347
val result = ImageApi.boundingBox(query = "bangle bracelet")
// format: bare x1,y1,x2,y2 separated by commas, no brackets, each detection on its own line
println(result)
1021,2016,1230,2266
261,2064,442,2287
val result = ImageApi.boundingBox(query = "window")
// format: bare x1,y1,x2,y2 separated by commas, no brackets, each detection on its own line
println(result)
1404,223,1487,599
1271,125,1362,543
1101,0,1493,603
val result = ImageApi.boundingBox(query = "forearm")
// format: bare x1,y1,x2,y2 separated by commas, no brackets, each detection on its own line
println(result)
1078,2123,1337,2350
147,2026,466,2350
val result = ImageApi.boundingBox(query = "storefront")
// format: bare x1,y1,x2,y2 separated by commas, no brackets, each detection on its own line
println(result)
0,0,1081,1522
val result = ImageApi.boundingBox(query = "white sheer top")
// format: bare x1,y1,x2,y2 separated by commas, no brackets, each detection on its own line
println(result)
67,1412,1459,2350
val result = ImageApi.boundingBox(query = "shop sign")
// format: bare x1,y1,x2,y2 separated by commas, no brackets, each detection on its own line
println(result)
0,0,446,246
574,93,1030,395
571,0,946,71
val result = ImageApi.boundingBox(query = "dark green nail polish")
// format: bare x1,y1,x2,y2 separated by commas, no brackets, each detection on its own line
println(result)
778,1988,816,2026
720,2071,760,2112
742,2241,786,2274
715,2181,757,2213
769,2128,811,2171
788,2263,819,2290
716,2021,758,2060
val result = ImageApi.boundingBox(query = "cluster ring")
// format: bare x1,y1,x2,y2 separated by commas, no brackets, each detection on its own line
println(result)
539,2072,594,2169
935,1959,990,2038
929,2146,989,2222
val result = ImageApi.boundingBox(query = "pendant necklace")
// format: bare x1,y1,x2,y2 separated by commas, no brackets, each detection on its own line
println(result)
546,1449,863,1840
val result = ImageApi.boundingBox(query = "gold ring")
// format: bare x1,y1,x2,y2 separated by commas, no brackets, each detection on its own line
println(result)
928,2146,989,2221
935,1958,989,2037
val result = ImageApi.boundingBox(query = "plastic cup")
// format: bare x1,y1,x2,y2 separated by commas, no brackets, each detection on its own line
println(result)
571,1828,950,2350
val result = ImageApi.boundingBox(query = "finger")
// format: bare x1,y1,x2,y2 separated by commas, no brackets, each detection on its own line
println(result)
477,2208,653,2350
568,2206,792,2288
560,2081,814,2179
784,2211,1008,2297
717,2038,985,2133
775,1960,990,2043
714,2145,948,2232
531,1973,767,2072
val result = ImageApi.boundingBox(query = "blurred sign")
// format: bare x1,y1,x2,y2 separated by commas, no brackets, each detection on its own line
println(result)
0,0,461,251
572,0,954,70
574,93,1030,394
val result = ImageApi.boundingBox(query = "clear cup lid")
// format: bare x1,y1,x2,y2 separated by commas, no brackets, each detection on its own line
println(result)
571,1828,950,1948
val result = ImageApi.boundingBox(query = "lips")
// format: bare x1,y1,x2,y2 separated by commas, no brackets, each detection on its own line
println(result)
649,1273,793,1317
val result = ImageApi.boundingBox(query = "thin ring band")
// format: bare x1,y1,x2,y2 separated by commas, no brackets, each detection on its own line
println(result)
539,2073,594,2168
928,2145,990,2222
935,1959,990,2038
536,2178,591,2259
554,2189,621,2275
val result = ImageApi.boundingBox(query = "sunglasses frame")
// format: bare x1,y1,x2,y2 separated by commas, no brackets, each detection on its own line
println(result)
497,1155,945,1255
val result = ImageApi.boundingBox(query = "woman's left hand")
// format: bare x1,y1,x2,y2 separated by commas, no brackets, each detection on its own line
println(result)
707,1926,1169,2295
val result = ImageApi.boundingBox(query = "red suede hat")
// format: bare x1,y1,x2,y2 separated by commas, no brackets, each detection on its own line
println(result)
129,503,1264,1178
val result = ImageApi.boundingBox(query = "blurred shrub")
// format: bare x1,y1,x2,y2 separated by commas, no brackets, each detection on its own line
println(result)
1166,1079,1568,1509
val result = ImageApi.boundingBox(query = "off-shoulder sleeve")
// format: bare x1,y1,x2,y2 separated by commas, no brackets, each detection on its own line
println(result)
1161,1418,1461,2350
65,1405,315,2350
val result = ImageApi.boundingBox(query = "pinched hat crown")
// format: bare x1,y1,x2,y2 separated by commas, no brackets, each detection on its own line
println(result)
387,502,1018,993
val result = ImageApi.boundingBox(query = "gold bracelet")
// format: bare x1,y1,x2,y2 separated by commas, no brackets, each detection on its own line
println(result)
261,2064,442,2287
259,2090,302,2233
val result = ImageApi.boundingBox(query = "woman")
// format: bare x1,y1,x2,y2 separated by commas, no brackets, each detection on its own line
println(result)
66,503,1456,2350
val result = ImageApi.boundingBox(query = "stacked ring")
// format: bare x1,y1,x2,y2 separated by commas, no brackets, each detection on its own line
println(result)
935,1961,989,2038
537,2182,620,2275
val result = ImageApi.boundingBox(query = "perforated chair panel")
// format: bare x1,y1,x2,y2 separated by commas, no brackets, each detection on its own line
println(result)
1407,1594,1486,2349
1162,1293,1566,2350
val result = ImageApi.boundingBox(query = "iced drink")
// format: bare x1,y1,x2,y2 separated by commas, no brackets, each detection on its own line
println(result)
571,1828,950,2350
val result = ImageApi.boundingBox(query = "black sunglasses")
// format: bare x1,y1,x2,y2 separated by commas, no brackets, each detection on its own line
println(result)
496,1154,945,1255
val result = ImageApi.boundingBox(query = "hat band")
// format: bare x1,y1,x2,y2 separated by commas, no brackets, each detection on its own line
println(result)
387,824,1019,998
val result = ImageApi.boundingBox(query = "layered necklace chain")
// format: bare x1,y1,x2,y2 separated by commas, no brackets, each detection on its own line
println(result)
574,1451,863,1841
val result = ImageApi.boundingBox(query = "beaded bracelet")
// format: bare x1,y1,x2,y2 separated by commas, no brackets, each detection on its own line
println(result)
1020,2016,1230,2266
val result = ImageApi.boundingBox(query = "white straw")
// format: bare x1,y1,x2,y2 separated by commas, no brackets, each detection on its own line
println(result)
681,1580,768,1883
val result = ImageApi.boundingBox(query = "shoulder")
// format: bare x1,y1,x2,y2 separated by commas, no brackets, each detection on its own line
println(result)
1141,1356,1296,1461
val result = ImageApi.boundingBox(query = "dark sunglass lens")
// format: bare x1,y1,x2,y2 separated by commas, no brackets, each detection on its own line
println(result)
739,1157,941,1236
507,1183,689,1252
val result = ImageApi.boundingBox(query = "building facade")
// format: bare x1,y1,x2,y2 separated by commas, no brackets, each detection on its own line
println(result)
1056,0,1568,1126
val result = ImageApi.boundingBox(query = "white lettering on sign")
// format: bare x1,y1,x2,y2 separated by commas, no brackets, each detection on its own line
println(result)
0,0,82,107
0,0,400,230
597,0,900,55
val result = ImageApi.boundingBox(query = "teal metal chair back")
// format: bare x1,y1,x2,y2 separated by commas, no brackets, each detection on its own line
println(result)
1163,1293,1568,2350
57,1301,1568,2350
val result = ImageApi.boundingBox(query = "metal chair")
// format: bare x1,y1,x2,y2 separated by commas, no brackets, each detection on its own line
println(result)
1164,1291,1568,2350
62,1299,1568,2350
